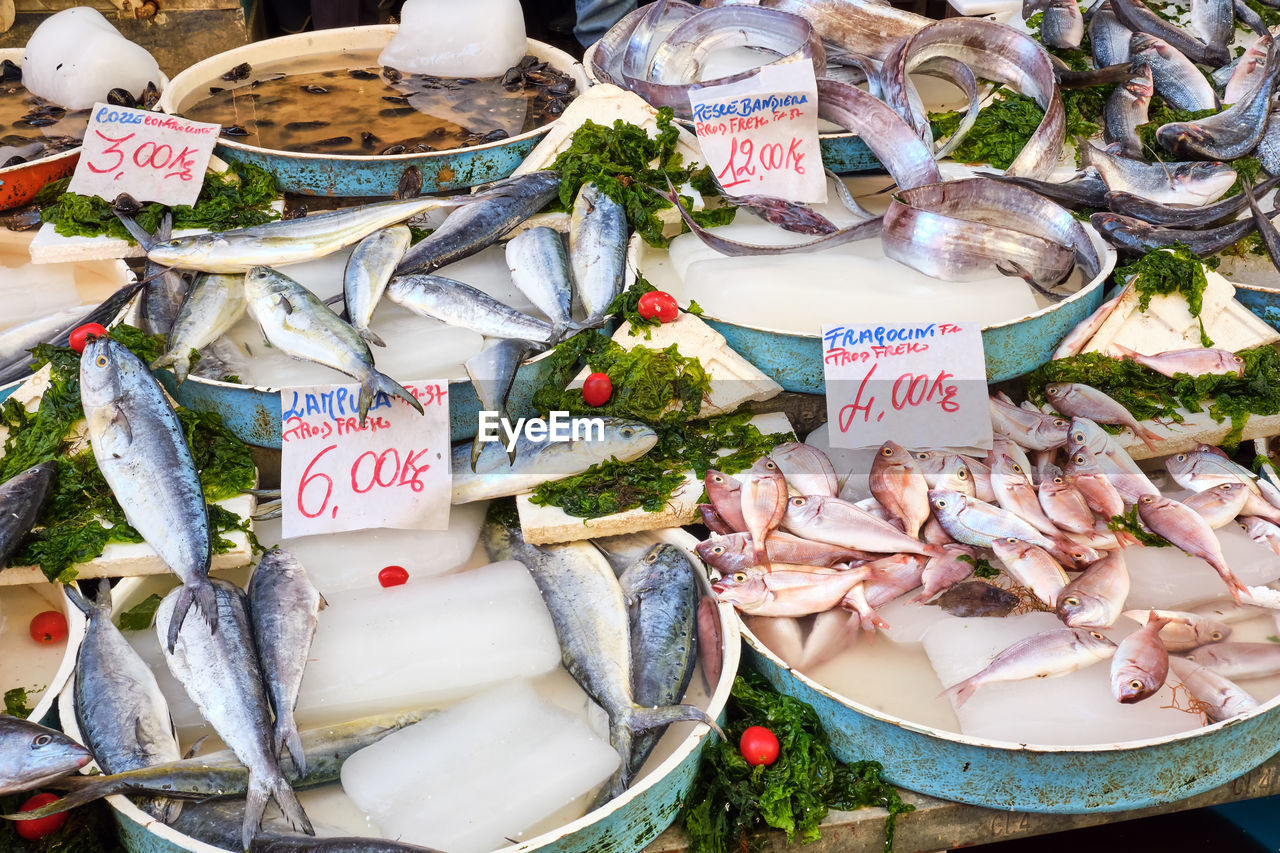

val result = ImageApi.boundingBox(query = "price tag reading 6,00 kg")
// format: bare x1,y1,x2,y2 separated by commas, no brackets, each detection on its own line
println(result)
280,380,451,538
67,103,220,208
821,322,993,451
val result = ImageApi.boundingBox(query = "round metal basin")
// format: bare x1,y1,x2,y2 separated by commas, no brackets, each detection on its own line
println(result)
158,28,588,197
0,49,80,211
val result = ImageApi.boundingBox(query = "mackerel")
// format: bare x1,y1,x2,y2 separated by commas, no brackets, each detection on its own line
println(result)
0,716,91,795
0,462,55,569
506,226,576,337
385,274,556,343
152,273,247,384
343,225,411,347
139,213,190,336
464,338,544,468
569,182,627,325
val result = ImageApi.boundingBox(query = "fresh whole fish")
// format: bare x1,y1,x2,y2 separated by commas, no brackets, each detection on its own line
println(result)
990,453,1060,536
695,531,873,571
1110,343,1245,378
621,544,700,777
139,213,189,337
1166,449,1259,494
1066,461,1127,519
0,462,55,569
487,526,720,798
935,454,977,497
1044,382,1159,450
927,489,1057,551
506,226,576,337
152,273,247,384
765,0,929,62
771,441,838,497
1089,2,1132,67
910,544,975,603
81,336,215,653
155,579,312,851
1106,175,1280,228
841,554,927,630
1137,493,1246,600
992,171,1110,209
1064,429,1159,500
1103,65,1153,159
1043,0,1084,48
1052,281,1132,359
0,716,91,795
1167,656,1258,722
1112,0,1229,67
1091,211,1257,257
1239,515,1280,555
67,581,181,822
929,580,1019,617
989,395,1070,450
1123,608,1230,652
1058,551,1130,628
569,182,627,325
696,596,724,691
343,225,411,347
1226,34,1273,104
464,338,544,468
783,494,945,557
869,440,930,538
1183,483,1251,528
991,537,1069,607
1233,0,1269,36
1128,32,1219,111
245,266,423,423
395,171,562,275
385,274,556,344
1111,611,1170,703
452,419,656,503
0,304,99,367
1259,109,1280,177
700,504,734,536
739,456,788,568
1190,0,1235,61
1038,473,1096,535
705,470,748,532
965,455,997,503
249,549,326,778
1157,43,1280,160
1080,139,1236,206
944,627,1117,707
1188,641,1280,679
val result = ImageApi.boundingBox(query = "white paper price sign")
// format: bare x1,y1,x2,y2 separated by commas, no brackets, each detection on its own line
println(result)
280,380,451,538
67,104,220,207
822,322,993,450
688,60,825,204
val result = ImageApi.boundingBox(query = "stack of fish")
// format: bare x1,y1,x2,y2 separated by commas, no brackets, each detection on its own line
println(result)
703,380,1280,721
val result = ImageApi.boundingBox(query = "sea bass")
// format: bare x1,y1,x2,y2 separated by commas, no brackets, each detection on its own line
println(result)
81,335,215,652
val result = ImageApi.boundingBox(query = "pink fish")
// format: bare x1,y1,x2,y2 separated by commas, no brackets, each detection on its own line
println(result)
739,457,789,568
911,545,976,603
1182,483,1250,529
1110,343,1245,378
705,470,747,532
1111,611,1171,703
944,627,1116,707
771,442,838,497
695,531,873,572
869,441,931,538
784,494,945,557
1137,493,1246,601
1058,551,1129,628
1052,281,1131,359
712,563,871,617
1038,473,1095,535
1044,382,1160,450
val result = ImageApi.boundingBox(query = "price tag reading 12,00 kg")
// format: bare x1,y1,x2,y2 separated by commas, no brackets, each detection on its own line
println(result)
67,103,220,208
688,60,826,204
280,380,451,538
822,322,994,451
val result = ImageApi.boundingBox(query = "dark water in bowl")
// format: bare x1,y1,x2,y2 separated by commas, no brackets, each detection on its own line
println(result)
0,70,86,168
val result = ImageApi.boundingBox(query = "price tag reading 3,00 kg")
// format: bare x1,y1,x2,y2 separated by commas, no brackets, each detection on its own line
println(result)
821,322,993,451
67,103,220,207
280,380,451,538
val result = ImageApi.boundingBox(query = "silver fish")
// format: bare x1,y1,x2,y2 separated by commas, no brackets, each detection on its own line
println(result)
152,273,247,384
1166,449,1259,494
139,212,190,337
928,489,1057,551
569,182,627,324
81,336,215,653
783,494,945,557
1080,138,1236,205
0,716,91,795
67,581,181,822
506,226,576,337
452,418,657,503
1129,32,1219,112
488,526,719,798
0,462,55,569
989,395,1070,450
1122,608,1230,652
385,274,556,343
1157,43,1280,160
1089,1,1133,67
1045,382,1159,450
1137,493,1246,600
1188,641,1280,679
1058,551,1130,628
1110,343,1245,378
771,441,838,497
343,225,411,348
0,304,98,367
1092,211,1257,257
1183,482,1251,528
1064,444,1157,504
944,627,1116,707
1111,611,1170,703
248,549,326,779
245,266,423,423
464,338,544,468
1111,0,1229,66
1103,64,1153,159
992,537,1069,607
1043,0,1084,48
395,171,562,275
156,579,312,851
1190,0,1235,59
1167,656,1258,722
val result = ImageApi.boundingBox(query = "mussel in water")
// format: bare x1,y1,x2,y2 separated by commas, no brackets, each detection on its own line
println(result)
221,124,250,137
0,59,21,83
107,87,138,108
361,131,380,149
349,68,379,80
379,143,407,155
301,85,329,94
221,62,252,81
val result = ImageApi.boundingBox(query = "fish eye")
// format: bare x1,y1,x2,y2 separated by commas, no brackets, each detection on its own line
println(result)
711,546,725,555
1005,537,1017,544
1053,477,1065,485
1176,454,1186,462
94,355,108,367
732,572,747,583
1047,386,1060,396
881,447,893,456
1074,454,1086,464
32,734,51,747
935,498,948,508
1054,419,1067,428
620,427,634,438
1211,631,1223,641
958,468,969,480
1090,631,1105,640
791,497,806,506
1073,432,1084,444
1129,679,1143,690
1064,596,1080,607
711,474,723,483
764,460,777,469
1012,463,1024,474
1073,552,1086,560
1234,356,1244,363
916,452,929,460
646,551,659,563
1140,495,1154,503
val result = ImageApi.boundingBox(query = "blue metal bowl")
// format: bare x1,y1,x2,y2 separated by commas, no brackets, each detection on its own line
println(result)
1233,283,1280,332
157,28,588,197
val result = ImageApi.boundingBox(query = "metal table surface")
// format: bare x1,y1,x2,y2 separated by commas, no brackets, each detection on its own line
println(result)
646,749,1280,853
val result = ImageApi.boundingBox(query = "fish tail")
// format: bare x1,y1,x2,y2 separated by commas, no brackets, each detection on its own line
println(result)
63,583,91,616
942,677,978,708
751,536,771,569
243,777,271,852
604,722,634,799
4,780,118,820
1134,422,1161,451
359,370,424,425
113,212,157,251
629,702,727,741
358,326,387,348
1218,563,1249,603
172,353,192,386
277,716,307,779
270,773,313,838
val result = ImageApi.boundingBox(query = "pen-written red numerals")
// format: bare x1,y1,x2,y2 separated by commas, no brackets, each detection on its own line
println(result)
84,130,201,181
716,135,807,189
837,366,960,433
296,444,433,519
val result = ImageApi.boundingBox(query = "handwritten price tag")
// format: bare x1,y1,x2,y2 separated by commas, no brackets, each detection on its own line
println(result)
822,322,993,451
689,60,825,204
67,103,220,207
280,380,451,538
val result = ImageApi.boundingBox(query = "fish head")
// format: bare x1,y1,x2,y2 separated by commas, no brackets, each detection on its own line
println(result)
78,335,135,410
749,454,787,487
927,489,966,519
1057,587,1108,627
1044,382,1069,401
876,440,912,468
1112,661,1161,703
705,469,742,508
783,494,820,526
147,235,214,269
1124,65,1154,98
1175,163,1237,201
1193,618,1231,646
1075,626,1119,658
695,536,750,571
992,453,1030,482
1068,417,1108,454
1164,451,1196,484
936,455,975,496
711,568,769,610
0,718,92,791
594,419,658,463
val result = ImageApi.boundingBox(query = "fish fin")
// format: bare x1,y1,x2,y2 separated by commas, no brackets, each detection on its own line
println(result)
603,722,633,799
359,370,424,425
317,592,329,610
1132,423,1161,451
4,782,115,820
629,702,726,741
358,327,387,348
470,434,484,472
942,677,978,708
182,734,209,759
166,581,218,653
113,212,156,251
63,583,90,616
242,777,271,852
277,717,307,779
101,404,134,455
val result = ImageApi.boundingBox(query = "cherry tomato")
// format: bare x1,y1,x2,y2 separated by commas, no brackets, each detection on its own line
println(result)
378,565,409,587
637,291,679,324
582,372,612,407
29,611,68,644
15,792,68,839
739,725,780,766
68,323,108,354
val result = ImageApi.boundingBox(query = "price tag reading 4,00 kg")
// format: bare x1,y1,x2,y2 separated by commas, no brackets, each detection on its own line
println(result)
821,322,993,451
280,380,451,538
67,103,220,207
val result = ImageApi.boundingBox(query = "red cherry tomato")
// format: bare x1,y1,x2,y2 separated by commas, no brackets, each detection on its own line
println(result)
582,372,612,407
378,565,409,587
637,291,679,324
15,792,68,839
68,323,108,354
739,725,780,766
29,611,68,644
